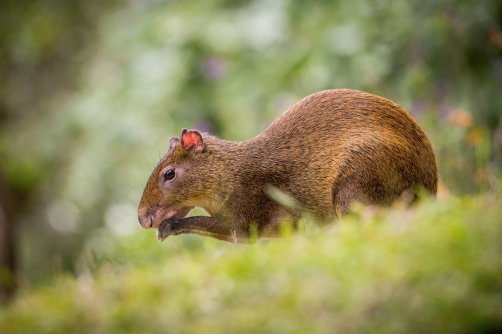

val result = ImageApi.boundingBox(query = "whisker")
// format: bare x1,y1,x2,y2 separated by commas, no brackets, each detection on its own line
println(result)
148,149,155,168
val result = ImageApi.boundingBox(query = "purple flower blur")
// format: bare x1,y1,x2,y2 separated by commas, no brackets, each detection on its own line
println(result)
194,121,213,134
203,57,225,80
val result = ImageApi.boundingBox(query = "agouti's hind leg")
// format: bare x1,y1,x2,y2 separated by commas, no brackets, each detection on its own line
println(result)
332,174,369,217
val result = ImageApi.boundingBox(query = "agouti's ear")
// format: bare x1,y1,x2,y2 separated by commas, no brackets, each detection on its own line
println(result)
181,129,204,154
169,137,180,150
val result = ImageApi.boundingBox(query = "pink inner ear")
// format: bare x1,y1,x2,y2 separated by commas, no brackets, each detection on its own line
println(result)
181,129,204,152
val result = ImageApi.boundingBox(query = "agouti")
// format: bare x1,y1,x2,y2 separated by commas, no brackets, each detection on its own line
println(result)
138,89,438,243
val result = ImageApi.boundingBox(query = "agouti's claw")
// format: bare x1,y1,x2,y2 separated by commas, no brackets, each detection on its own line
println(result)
156,229,164,242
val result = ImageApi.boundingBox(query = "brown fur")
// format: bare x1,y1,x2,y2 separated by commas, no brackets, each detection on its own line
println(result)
138,89,438,243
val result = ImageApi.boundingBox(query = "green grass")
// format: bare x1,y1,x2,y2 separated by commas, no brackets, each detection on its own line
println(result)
1,195,502,334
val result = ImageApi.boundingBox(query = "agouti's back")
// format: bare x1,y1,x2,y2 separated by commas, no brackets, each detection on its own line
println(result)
252,89,437,218
138,89,438,243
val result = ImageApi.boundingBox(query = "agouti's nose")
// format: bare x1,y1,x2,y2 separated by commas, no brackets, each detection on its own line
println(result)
138,206,157,229
138,214,153,229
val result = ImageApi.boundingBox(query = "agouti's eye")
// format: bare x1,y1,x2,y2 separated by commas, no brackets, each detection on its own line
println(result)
164,169,175,181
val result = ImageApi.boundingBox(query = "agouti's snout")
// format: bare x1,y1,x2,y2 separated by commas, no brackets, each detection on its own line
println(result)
138,204,193,229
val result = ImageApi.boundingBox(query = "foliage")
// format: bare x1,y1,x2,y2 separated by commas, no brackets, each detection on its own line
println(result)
0,0,501,306
1,195,502,333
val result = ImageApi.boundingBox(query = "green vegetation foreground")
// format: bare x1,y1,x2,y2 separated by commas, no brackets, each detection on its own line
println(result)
1,195,501,333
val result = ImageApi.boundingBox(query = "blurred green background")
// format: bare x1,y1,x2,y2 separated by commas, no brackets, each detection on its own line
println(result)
0,0,501,331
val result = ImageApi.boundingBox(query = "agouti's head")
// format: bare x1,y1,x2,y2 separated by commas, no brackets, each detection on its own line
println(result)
138,129,208,229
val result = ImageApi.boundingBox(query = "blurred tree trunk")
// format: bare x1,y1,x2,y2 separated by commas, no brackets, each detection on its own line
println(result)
0,171,16,303
0,0,120,291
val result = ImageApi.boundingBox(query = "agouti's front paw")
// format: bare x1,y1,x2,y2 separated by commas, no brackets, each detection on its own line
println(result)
157,219,175,242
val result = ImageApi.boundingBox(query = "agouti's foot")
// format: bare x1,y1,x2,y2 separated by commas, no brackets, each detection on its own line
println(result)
157,219,175,242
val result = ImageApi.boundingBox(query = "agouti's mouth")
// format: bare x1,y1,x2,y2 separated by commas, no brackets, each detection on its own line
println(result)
138,206,193,229
165,206,193,221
